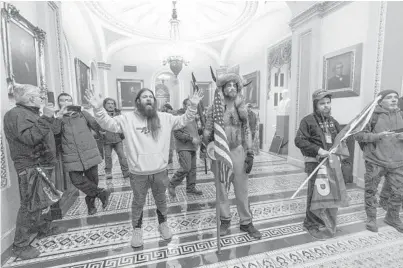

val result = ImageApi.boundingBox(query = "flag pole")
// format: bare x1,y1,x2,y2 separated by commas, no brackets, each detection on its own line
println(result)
214,159,222,255
290,96,381,199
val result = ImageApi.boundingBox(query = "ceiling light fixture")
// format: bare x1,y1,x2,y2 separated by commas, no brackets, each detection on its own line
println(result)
162,1,189,78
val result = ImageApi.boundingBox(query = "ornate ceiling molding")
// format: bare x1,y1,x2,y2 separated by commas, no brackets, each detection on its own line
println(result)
85,1,258,42
289,1,351,31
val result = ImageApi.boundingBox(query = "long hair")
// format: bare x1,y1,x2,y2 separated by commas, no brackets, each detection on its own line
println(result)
135,88,161,140
57,93,73,109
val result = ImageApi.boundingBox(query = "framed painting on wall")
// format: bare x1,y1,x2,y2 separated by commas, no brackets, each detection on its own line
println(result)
192,81,212,108
322,43,363,98
242,71,260,108
1,3,47,102
74,58,90,106
117,79,144,110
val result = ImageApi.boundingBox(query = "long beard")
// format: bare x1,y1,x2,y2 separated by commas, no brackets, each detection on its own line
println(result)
137,102,161,140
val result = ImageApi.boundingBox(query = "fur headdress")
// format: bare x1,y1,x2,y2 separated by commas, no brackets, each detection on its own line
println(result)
215,65,251,91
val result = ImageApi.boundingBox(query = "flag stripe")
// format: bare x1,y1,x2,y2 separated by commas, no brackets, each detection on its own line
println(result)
212,88,234,190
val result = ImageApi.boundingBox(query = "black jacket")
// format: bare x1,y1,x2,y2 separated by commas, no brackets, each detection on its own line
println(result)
3,104,59,172
294,112,341,158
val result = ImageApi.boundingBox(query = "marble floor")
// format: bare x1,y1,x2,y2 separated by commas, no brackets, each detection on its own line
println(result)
2,151,403,268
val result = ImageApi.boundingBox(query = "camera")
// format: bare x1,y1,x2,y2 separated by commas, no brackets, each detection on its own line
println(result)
66,105,82,112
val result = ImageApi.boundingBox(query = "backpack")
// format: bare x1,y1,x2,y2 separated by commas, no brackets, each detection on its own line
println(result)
358,110,403,150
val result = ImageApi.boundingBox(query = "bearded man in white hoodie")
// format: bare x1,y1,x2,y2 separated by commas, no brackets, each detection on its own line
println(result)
85,87,203,248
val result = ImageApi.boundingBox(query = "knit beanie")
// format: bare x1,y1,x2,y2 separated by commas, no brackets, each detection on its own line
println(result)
377,89,399,103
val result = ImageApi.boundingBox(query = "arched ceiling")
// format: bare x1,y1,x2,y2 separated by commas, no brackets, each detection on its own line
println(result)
85,1,259,42
61,1,291,65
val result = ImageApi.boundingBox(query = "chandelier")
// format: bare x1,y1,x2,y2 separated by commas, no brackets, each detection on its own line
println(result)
162,1,189,78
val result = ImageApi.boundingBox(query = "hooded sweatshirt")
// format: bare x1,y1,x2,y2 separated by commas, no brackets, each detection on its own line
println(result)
93,105,197,175
355,106,403,169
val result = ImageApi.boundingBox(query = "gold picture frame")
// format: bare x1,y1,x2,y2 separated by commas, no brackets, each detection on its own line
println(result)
322,43,363,98
116,79,144,110
1,2,47,101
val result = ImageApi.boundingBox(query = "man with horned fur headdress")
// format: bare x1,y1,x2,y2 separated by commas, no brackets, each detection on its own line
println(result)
203,66,262,239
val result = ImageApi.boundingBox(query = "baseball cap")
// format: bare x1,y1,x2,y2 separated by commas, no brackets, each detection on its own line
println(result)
312,89,332,101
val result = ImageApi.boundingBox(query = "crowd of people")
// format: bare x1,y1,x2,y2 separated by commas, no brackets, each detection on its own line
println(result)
3,68,403,260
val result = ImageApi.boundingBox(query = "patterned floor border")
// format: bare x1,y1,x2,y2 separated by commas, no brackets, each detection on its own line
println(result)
25,210,401,268
63,172,309,219
201,226,403,268
98,151,285,176
97,162,302,189
4,201,387,268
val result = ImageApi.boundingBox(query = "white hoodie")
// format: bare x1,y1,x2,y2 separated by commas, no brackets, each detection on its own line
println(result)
93,106,197,175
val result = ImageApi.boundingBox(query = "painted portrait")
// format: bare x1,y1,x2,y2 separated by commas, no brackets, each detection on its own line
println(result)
117,79,143,109
74,58,90,106
323,43,363,98
9,22,38,86
192,81,212,107
1,3,46,102
242,71,260,108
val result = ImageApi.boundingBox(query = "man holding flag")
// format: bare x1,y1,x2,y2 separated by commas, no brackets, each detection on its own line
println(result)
294,89,348,240
354,89,403,233
203,66,261,239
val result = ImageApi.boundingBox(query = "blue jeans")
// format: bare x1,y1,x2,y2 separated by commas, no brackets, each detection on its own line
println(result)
104,142,129,175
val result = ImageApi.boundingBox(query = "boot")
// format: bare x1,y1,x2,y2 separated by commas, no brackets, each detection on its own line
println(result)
98,189,110,209
384,204,403,233
365,217,378,232
240,223,262,239
12,245,40,260
85,196,97,215
186,187,203,195
37,225,67,239
220,220,231,236
105,172,112,180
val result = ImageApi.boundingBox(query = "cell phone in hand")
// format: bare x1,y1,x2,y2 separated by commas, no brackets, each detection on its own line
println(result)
66,105,82,112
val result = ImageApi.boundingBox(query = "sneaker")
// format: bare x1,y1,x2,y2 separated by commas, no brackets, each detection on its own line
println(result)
12,245,40,260
220,220,231,236
98,189,111,209
37,226,67,239
158,222,173,240
168,186,176,197
105,172,112,180
131,228,143,248
240,223,262,239
365,218,378,232
186,188,203,195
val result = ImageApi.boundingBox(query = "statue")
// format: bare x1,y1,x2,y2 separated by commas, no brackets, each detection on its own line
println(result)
277,89,290,116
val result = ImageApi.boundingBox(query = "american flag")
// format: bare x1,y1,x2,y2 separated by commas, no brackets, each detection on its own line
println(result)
213,88,234,190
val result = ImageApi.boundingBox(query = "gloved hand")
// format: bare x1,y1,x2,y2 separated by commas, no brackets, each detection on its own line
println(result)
244,151,254,174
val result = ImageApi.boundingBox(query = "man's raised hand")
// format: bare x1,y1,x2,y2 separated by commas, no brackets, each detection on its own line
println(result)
189,88,204,106
84,87,103,109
